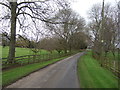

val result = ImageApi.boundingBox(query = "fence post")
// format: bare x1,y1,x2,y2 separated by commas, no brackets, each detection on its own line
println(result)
31,55,34,63
39,55,41,62
118,61,120,78
20,57,23,66
43,54,44,60
28,55,29,64
21,57,23,65
104,58,106,67
113,61,116,73
49,54,50,60
52,53,53,59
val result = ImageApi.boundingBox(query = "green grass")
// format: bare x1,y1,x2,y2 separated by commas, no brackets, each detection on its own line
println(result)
106,52,119,60
101,51,120,61
1,46,53,58
77,51,118,88
2,56,69,87
1,46,60,65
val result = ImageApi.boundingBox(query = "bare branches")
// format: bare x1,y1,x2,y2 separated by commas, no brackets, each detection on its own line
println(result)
88,1,119,58
0,2,11,9
1,0,76,60
45,8,85,52
17,2,34,6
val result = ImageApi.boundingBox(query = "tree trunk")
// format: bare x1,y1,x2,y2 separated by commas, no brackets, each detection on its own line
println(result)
69,45,72,52
8,2,17,63
64,48,67,53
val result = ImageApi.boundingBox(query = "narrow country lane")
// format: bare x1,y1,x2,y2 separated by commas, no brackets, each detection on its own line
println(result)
6,52,85,88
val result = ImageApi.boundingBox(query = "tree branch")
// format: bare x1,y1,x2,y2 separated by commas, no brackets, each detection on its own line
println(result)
0,2,11,10
18,12,68,24
17,2,34,6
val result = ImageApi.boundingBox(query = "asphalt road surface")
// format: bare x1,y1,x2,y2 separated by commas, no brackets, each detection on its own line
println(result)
7,52,85,88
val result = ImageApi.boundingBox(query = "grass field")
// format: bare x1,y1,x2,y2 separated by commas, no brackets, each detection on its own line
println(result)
1,46,55,58
1,46,74,66
2,56,69,87
102,51,119,61
77,51,118,88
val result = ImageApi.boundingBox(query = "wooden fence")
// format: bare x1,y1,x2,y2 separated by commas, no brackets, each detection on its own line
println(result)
99,57,120,78
2,52,74,69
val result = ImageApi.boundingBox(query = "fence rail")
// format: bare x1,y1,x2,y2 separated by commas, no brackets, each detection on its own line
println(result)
2,52,74,69
99,57,120,78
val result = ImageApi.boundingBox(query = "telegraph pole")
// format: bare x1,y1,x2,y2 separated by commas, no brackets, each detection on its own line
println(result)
99,0,105,66
101,0,105,42
118,1,120,46
117,1,120,59
118,2,120,87
118,1,120,88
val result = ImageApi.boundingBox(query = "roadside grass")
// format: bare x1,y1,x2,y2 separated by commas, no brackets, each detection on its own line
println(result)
77,51,118,88
2,56,69,87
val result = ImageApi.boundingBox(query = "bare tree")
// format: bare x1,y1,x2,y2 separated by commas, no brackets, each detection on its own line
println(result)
0,0,69,62
38,37,56,53
88,1,118,58
46,8,85,53
68,32,88,50
117,1,120,60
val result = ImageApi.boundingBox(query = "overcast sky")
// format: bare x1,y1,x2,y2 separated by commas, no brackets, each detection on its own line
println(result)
0,0,119,39
71,0,119,20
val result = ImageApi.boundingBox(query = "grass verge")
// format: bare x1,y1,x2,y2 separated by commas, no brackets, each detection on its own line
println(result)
77,51,118,88
2,56,69,87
